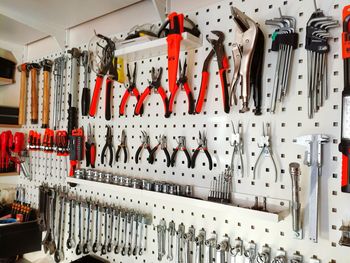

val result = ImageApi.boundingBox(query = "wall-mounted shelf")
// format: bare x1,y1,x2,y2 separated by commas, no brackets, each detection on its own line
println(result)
0,172,19,176
66,177,288,222
114,32,202,61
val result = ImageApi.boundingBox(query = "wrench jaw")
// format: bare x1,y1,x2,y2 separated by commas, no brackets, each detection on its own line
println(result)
243,241,256,263
230,237,243,258
216,235,230,263
256,244,271,263
167,220,175,261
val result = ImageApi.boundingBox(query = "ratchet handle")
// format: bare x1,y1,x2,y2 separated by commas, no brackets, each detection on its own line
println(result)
89,75,104,117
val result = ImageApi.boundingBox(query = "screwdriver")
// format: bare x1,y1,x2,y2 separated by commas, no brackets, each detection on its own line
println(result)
339,5,350,193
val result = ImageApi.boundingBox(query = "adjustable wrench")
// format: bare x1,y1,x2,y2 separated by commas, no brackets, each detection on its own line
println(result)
184,226,195,263
167,221,176,261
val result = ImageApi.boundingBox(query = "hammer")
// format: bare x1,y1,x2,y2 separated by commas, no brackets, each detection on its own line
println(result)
27,63,41,124
40,59,53,128
17,63,29,125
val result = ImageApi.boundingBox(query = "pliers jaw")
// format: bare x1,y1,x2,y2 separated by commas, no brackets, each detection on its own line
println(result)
149,67,163,90
126,63,137,90
192,131,213,170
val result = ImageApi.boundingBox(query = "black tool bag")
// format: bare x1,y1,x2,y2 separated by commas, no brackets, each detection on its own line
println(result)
0,204,41,258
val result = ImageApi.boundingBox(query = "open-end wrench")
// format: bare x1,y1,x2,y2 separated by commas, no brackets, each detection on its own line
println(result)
256,244,270,263
92,203,100,253
157,219,167,261
216,236,229,263
83,200,91,254
131,213,138,256
121,210,128,256
230,238,243,260
205,232,217,263
128,212,135,256
167,221,175,261
195,229,206,263
176,223,185,263
114,209,121,254
184,226,195,263
75,200,82,255
139,214,151,256
101,206,108,255
54,191,65,263
66,198,75,249
48,189,57,255
244,241,256,263
107,206,114,253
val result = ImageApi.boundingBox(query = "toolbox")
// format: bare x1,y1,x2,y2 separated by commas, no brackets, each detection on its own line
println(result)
0,205,41,258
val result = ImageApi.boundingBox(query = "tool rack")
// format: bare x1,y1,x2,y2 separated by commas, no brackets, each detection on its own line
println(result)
13,0,348,262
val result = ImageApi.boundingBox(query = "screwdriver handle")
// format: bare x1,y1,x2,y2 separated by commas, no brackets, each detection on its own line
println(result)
81,87,90,116
90,143,96,168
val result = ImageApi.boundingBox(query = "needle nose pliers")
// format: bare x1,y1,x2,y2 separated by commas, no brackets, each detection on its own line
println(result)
101,125,114,167
168,59,195,115
134,67,169,117
135,131,153,164
170,136,191,168
119,63,143,116
191,131,213,170
115,130,128,163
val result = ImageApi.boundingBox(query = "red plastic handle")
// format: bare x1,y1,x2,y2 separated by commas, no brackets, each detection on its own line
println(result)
167,34,182,94
157,87,169,117
69,160,77,177
89,75,104,117
135,87,150,115
90,143,96,168
168,86,178,113
119,91,130,116
195,71,209,114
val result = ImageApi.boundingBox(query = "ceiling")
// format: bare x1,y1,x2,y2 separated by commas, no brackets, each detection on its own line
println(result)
0,0,142,46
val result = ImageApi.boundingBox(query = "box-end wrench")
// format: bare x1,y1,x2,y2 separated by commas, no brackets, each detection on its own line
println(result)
157,219,167,261
216,236,229,263
121,211,128,256
176,223,185,263
256,244,270,263
92,203,100,253
127,212,135,256
83,200,91,254
75,200,82,255
66,198,75,249
114,209,121,254
101,206,109,255
107,206,114,253
139,214,151,255
243,241,256,263
205,233,217,263
54,191,65,263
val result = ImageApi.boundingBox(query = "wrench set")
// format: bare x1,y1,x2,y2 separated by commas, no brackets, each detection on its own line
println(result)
155,219,309,263
38,184,152,262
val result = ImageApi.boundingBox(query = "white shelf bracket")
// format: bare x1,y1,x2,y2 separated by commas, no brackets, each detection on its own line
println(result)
152,0,170,22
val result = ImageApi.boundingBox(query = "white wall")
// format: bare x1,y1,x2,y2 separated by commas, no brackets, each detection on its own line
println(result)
0,39,24,107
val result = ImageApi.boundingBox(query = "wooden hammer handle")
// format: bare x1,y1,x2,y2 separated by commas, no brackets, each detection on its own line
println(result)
42,71,50,128
30,69,38,124
18,70,27,125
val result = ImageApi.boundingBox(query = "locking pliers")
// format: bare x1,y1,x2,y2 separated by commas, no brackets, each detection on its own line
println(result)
230,6,264,115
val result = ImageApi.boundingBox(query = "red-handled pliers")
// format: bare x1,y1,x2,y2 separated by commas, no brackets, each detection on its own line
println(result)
195,31,230,114
134,67,169,117
169,59,195,115
119,63,143,116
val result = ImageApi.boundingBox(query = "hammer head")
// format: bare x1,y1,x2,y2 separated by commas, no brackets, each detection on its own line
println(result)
40,59,53,72
17,63,28,72
27,63,41,72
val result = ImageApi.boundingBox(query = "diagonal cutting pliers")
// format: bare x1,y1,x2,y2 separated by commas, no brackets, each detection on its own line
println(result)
170,136,191,168
134,67,169,117
135,131,153,164
149,135,171,167
115,130,128,163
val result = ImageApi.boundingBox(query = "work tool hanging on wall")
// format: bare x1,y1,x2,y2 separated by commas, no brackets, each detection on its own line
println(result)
119,63,143,116
266,10,298,114
81,51,91,116
67,48,81,135
53,56,66,130
88,33,116,119
195,31,230,114
305,4,339,119
40,59,53,128
69,127,84,176
85,124,96,168
230,7,265,115
134,67,169,117
17,63,29,125
339,4,350,193
28,63,41,124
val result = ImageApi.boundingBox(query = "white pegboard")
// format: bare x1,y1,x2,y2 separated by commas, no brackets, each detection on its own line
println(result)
16,0,349,262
